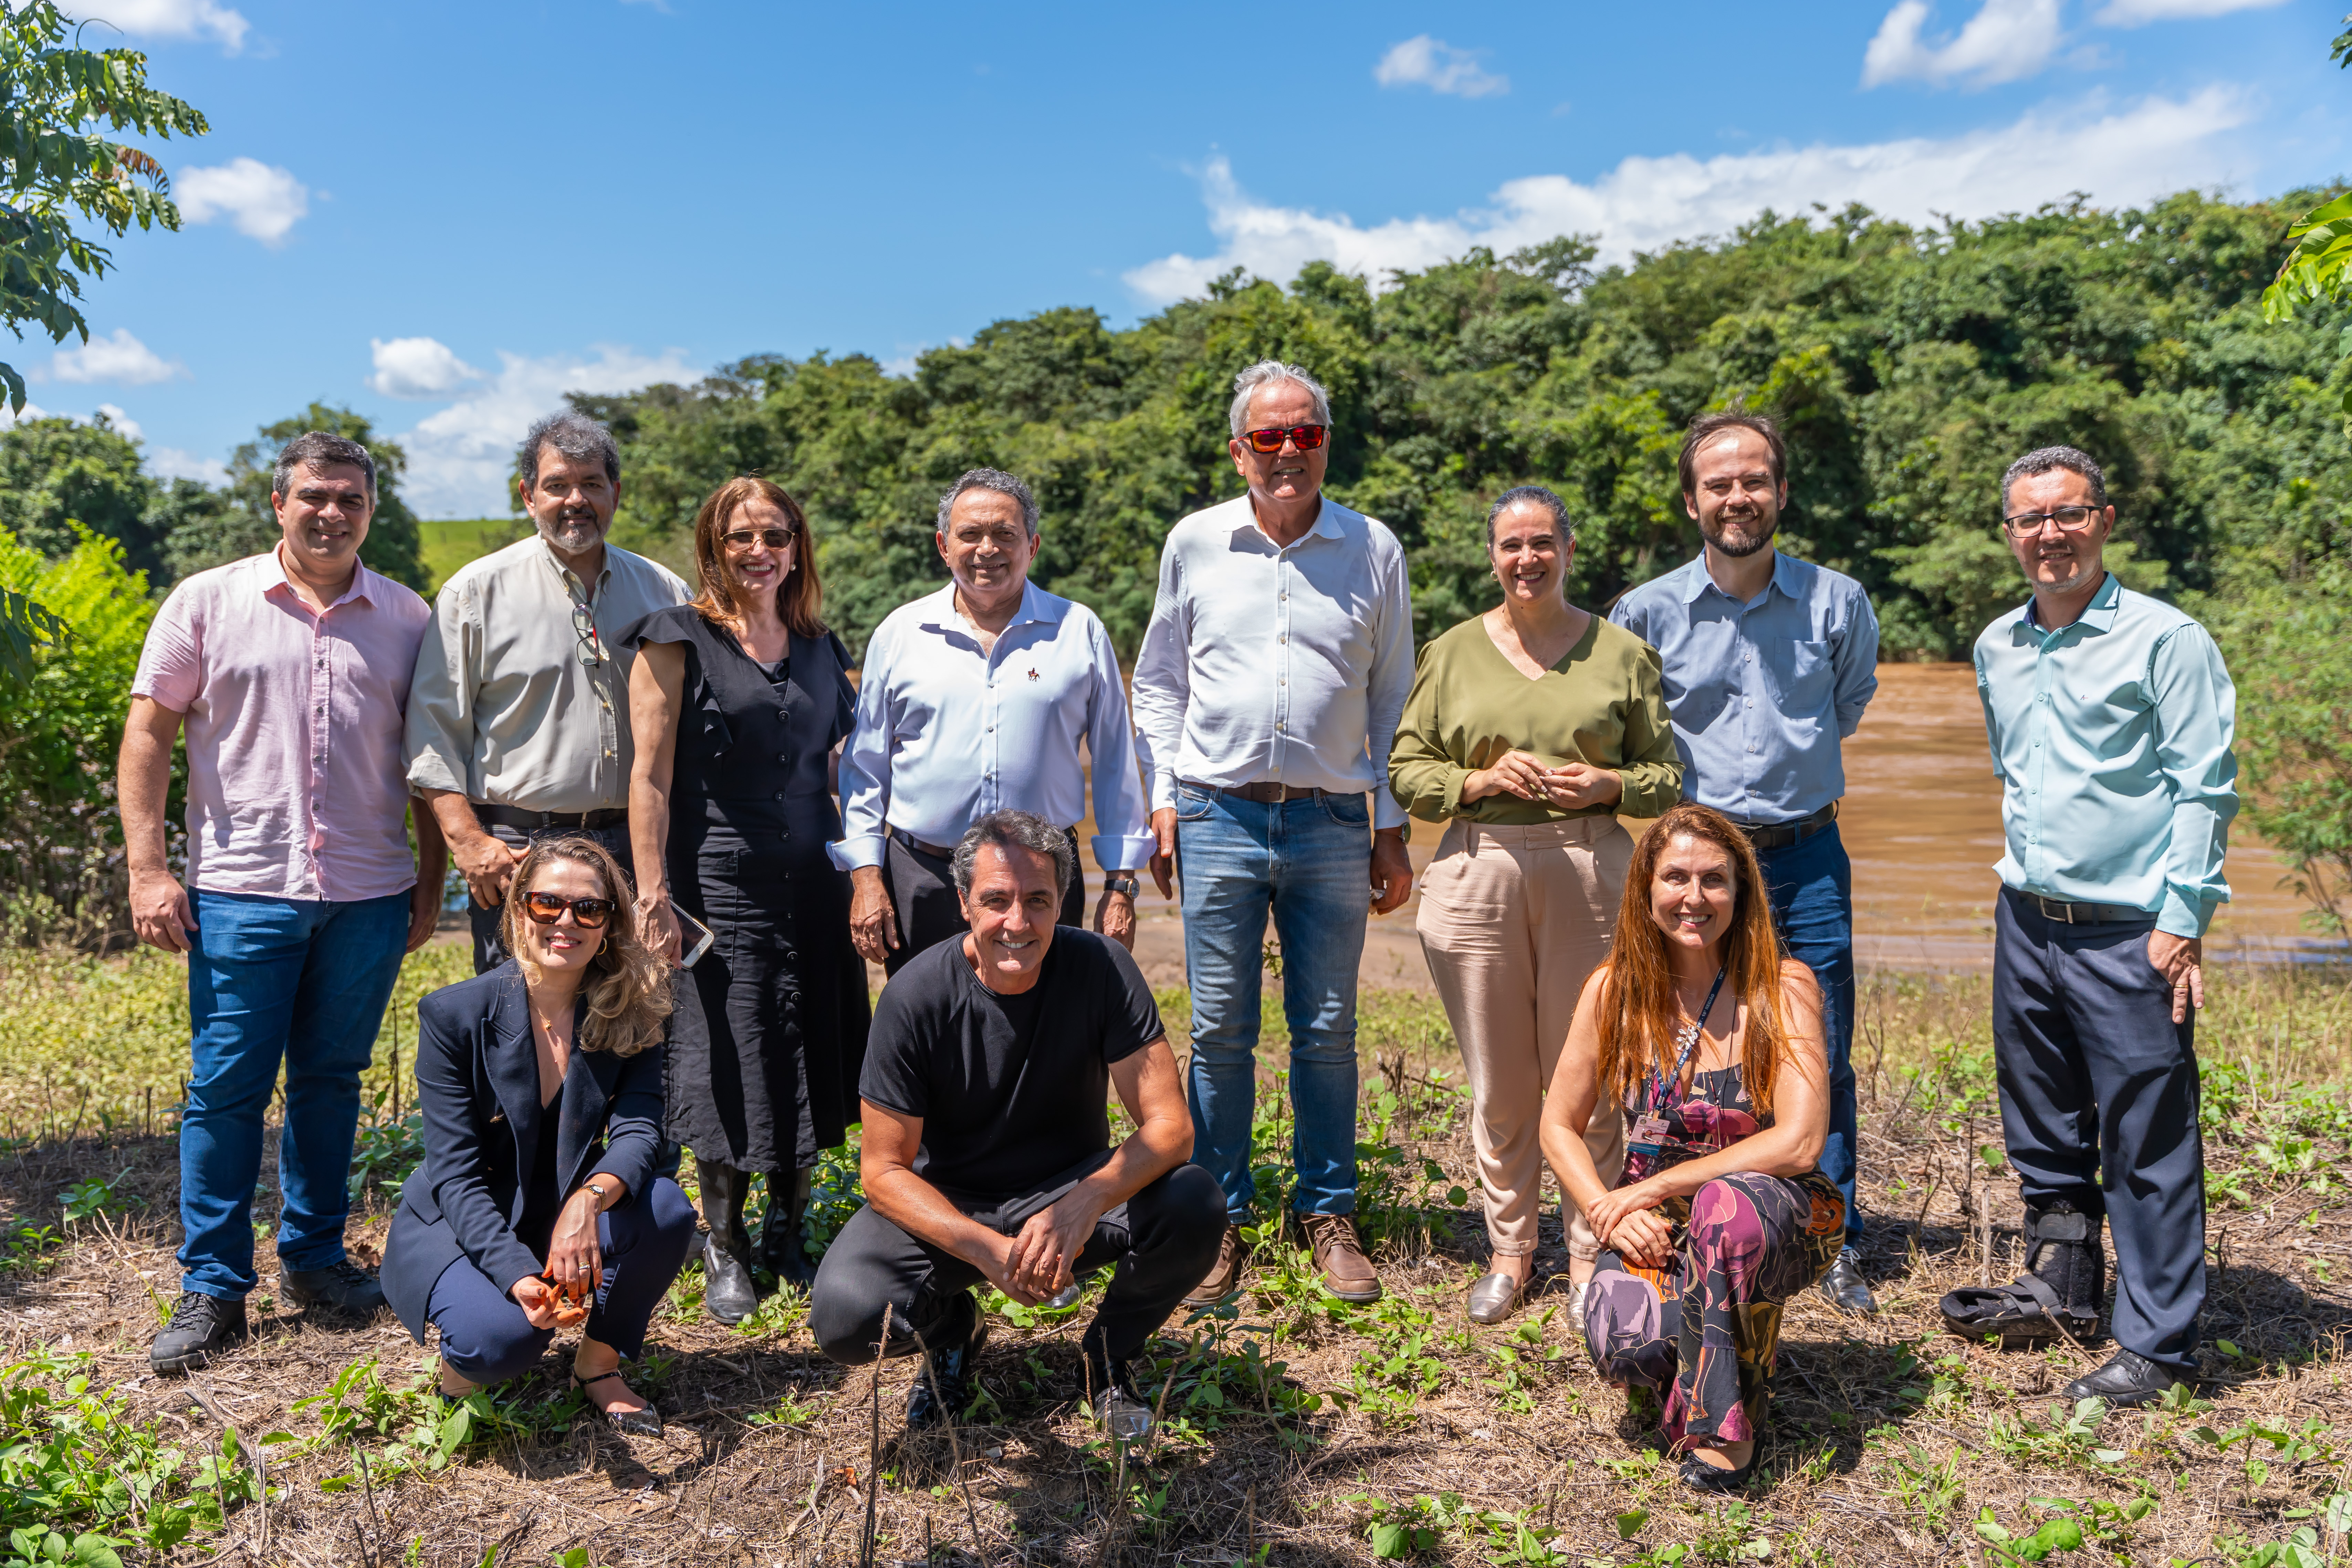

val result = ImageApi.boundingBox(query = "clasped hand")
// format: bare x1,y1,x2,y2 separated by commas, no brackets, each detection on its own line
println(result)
513,1188,605,1329
983,1192,1102,1307
1467,752,1622,811
1584,1178,1676,1268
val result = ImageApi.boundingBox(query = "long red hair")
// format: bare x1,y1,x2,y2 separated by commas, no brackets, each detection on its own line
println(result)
690,476,827,637
1595,803,1792,1118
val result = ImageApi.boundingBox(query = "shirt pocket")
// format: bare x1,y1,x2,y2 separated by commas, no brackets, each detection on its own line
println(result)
1762,639,1834,714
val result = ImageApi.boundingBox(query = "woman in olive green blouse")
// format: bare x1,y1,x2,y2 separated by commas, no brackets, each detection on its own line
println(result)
1391,485,1681,1325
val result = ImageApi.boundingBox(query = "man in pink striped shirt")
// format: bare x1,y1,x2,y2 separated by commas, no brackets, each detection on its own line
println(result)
119,431,446,1374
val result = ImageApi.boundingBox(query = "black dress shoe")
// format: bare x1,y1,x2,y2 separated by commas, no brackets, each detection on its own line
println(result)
905,1292,986,1431
1816,1247,1879,1316
281,1260,388,1317
2062,1349,2182,1408
151,1292,249,1375
1679,1451,1758,1492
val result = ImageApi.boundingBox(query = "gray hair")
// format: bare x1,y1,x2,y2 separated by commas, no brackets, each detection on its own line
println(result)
2001,446,2108,513
952,809,1075,901
1487,485,1575,547
1228,359,1334,439
936,468,1038,536
272,432,377,502
519,411,620,495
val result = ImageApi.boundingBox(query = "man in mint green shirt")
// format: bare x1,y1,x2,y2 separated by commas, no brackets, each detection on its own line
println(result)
1962,444,2237,1408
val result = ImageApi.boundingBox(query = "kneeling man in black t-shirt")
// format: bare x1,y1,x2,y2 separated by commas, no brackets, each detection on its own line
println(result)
809,809,1225,1433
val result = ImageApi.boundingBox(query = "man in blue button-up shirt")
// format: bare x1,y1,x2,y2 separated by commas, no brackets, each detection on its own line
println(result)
832,469,1155,976
1611,411,1881,1316
1963,444,2237,1409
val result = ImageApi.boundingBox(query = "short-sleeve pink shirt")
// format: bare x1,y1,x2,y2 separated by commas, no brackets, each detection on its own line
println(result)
132,546,433,901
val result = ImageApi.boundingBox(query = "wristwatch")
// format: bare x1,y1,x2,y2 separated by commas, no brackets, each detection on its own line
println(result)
584,1179,615,1209
1103,874,1140,897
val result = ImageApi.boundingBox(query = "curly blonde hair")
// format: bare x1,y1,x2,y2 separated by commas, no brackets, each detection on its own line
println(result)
498,836,672,1057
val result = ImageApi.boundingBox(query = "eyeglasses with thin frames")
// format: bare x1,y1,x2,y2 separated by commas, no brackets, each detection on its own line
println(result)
722,527,798,551
564,576,605,667
2001,505,2102,537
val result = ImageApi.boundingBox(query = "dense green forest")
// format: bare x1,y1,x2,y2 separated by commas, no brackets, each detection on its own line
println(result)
573,189,2351,666
2,186,2349,938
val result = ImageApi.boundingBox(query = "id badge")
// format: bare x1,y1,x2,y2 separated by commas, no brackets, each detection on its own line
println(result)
1627,1114,1670,1158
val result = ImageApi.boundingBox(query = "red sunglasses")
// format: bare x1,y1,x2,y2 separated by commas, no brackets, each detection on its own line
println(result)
1241,424,1327,454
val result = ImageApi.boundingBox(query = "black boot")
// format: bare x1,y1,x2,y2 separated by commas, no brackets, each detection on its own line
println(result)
696,1157,757,1325
2022,1200,2106,1333
905,1290,986,1431
756,1169,817,1291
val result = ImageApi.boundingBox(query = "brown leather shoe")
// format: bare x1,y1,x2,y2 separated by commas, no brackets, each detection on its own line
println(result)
1299,1213,1382,1303
1181,1223,1248,1307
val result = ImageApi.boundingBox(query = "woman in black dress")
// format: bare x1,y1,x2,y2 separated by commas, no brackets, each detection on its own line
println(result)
625,476,870,1323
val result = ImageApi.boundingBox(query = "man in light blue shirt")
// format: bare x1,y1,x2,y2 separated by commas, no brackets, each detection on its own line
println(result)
1954,444,2236,1409
1611,411,1881,1316
832,469,1154,975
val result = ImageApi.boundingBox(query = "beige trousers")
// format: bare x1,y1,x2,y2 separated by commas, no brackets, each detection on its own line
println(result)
1416,815,1631,1261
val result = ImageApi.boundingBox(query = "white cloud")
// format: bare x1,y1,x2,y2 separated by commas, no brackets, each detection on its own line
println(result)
1373,35,1508,98
399,345,700,516
0,399,52,429
148,447,230,486
2092,0,2288,22
368,336,482,399
68,0,249,51
176,158,308,245
94,403,143,441
47,327,184,385
1863,0,2064,88
1123,87,2252,305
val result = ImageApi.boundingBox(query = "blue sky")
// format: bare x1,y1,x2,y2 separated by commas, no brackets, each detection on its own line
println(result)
13,0,2347,516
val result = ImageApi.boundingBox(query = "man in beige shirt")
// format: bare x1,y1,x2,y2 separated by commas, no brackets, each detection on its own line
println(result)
405,411,690,971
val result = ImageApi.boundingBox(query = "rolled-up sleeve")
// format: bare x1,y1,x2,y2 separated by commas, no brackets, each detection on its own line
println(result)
1833,589,1880,740
1388,642,1466,823
1083,618,1157,870
1363,544,1414,832
405,581,478,797
1617,643,1684,818
1130,547,1191,814
829,622,898,872
2148,624,2239,937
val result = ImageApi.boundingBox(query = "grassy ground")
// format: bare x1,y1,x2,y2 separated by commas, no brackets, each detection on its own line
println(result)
417,517,532,595
0,957,2347,1566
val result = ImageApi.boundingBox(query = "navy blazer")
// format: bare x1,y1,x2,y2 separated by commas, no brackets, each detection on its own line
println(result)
381,961,667,1344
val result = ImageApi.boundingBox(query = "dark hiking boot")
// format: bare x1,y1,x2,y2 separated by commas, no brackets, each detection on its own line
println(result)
905,1290,986,1431
1299,1212,1382,1303
696,1157,757,1324
281,1259,387,1317
151,1292,248,1375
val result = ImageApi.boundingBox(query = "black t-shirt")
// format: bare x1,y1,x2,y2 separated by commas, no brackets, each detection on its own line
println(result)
859,928,1164,1201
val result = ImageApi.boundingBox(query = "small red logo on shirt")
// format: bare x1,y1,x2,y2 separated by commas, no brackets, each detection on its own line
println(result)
1027,667,1039,680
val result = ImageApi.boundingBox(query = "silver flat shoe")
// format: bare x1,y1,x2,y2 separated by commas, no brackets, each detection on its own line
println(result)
1466,1271,1522,1325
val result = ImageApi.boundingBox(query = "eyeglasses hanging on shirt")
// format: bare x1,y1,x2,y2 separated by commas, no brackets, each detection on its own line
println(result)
565,576,606,667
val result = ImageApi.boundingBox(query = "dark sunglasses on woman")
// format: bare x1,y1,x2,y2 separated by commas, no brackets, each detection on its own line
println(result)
722,527,797,551
521,891,614,928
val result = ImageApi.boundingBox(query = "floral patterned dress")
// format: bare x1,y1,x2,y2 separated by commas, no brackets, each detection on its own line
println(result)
1581,1059,1846,1447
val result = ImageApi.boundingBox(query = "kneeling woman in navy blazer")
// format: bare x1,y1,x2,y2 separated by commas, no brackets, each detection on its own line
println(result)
382,835,696,1435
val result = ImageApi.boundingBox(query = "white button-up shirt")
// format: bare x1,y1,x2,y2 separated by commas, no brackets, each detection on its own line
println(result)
1131,493,1413,831
830,581,1156,873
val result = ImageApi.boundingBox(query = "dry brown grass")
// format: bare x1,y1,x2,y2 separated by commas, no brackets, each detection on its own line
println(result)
1,964,2349,1566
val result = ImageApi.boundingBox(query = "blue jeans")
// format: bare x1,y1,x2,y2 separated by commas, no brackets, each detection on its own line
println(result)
1176,783,1370,1221
1754,824,1861,1245
179,889,411,1298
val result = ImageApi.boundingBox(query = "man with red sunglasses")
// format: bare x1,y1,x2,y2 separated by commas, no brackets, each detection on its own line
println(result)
1132,359,1415,1308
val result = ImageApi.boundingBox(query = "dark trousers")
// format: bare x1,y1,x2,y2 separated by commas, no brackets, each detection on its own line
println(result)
1992,887,2205,1371
468,821,637,975
426,1178,698,1384
1756,823,1860,1244
808,1159,1226,1370
879,828,1085,978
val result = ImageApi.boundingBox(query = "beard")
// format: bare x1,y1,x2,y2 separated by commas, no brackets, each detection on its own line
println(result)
539,511,605,555
1701,505,1778,559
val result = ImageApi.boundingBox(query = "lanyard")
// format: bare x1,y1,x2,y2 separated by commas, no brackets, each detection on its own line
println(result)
1647,967,1727,1116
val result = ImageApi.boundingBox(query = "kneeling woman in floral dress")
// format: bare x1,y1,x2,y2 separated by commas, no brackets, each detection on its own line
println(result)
1539,803,1847,1492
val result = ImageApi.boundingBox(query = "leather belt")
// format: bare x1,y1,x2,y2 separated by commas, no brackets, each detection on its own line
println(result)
2023,892,2151,926
1181,778,1345,805
478,804,628,832
890,824,1081,861
1728,802,1837,852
